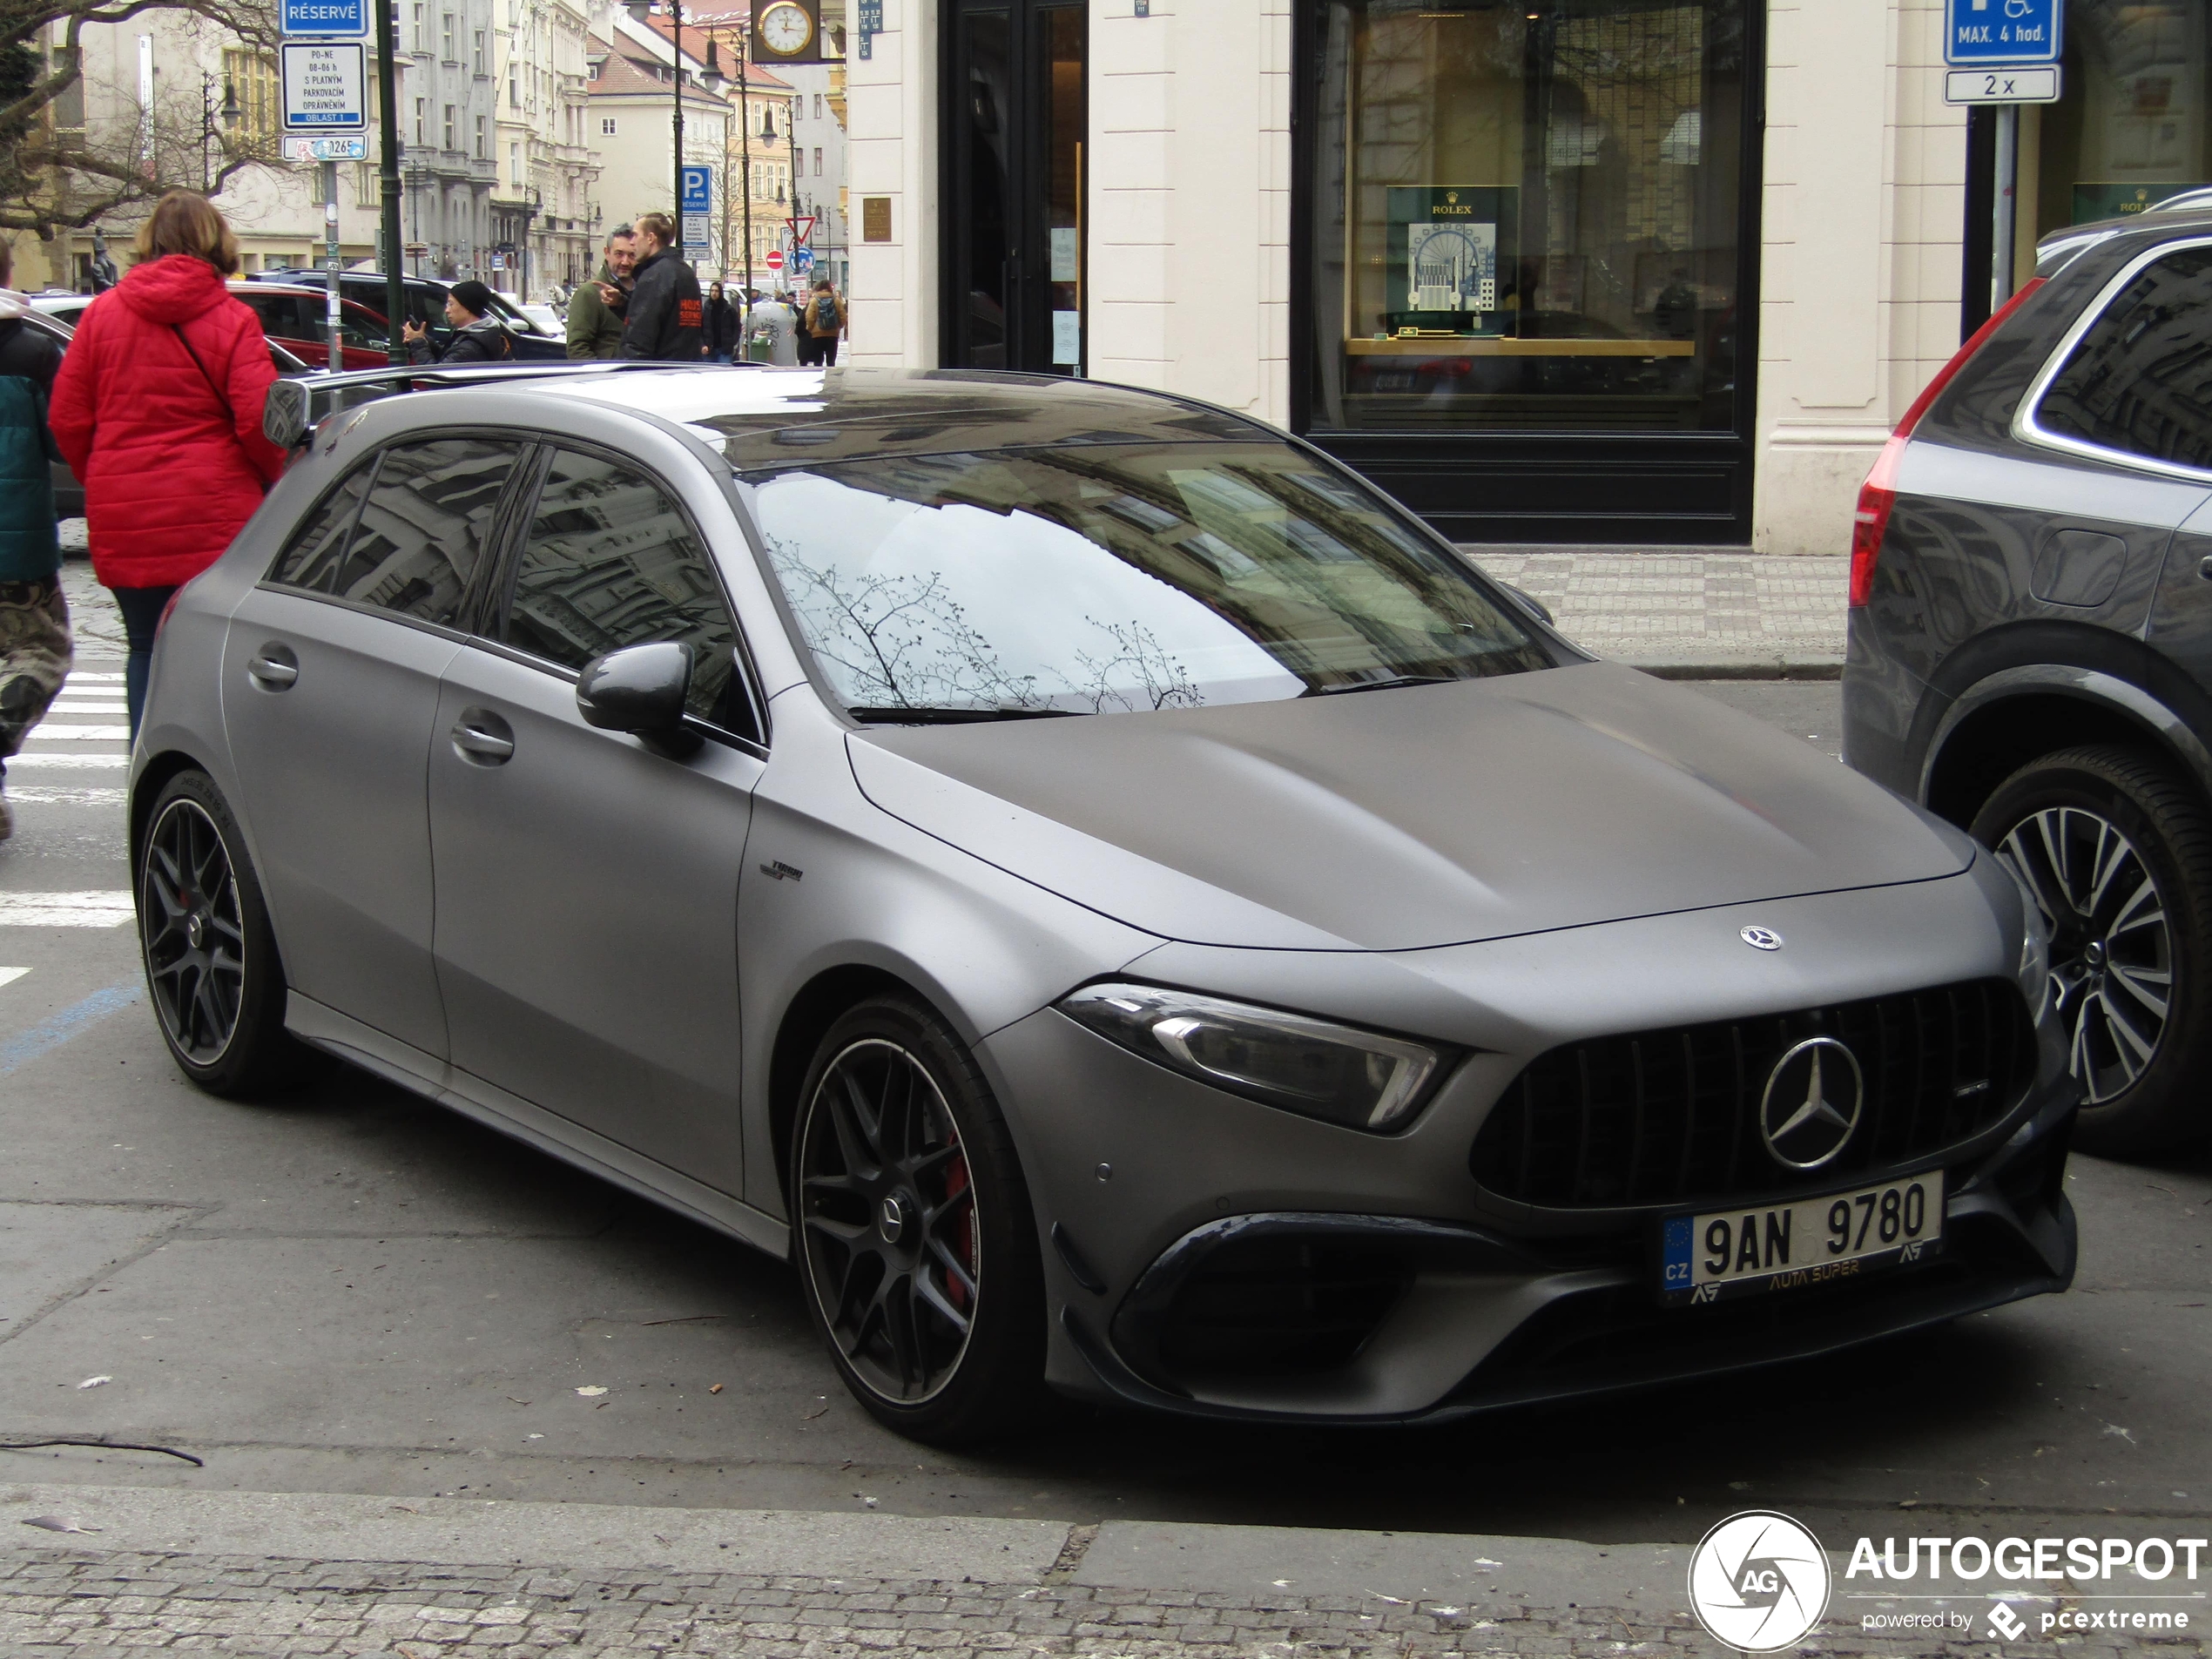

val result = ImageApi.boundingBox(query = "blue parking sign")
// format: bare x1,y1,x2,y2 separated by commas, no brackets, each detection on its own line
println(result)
1946,0,2061,65
681,166,713,215
282,0,366,37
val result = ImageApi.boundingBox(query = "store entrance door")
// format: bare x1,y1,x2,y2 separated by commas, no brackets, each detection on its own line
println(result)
942,1,1085,375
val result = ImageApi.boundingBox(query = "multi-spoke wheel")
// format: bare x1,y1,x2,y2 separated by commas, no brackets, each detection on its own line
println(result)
135,771,312,1096
1973,745,2212,1154
791,997,1047,1442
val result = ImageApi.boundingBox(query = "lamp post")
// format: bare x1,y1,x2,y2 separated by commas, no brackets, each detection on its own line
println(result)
201,73,239,193
738,37,752,292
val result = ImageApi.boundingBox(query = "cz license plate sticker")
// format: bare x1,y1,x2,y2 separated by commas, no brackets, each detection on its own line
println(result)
1661,1170,1944,1304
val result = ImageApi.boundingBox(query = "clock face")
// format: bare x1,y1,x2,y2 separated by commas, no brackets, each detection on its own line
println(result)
759,1,812,55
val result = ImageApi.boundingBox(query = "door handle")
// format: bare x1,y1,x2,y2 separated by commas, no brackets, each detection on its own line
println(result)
246,646,298,690
450,714,515,764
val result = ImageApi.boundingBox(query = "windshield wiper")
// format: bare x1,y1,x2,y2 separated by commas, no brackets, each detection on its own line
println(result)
1302,675,1460,698
847,706,1084,725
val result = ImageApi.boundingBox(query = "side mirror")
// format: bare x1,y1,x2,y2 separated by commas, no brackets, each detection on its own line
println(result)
577,641,698,752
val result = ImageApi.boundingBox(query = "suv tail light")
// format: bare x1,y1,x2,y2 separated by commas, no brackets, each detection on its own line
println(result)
1851,277,2046,607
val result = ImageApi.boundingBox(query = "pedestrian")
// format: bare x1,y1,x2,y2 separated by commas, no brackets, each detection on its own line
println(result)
403,280,514,364
50,191,285,739
619,212,705,361
0,239,71,845
799,275,843,367
565,224,637,359
705,281,740,363
748,287,799,366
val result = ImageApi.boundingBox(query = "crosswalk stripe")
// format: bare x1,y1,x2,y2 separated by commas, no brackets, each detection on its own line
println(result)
64,671,125,680
5,786,127,806
0,891,136,927
0,967,26,988
24,725,132,742
5,754,128,769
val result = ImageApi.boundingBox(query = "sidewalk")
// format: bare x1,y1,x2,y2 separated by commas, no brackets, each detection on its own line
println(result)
0,1484,2149,1657
1464,547,1849,678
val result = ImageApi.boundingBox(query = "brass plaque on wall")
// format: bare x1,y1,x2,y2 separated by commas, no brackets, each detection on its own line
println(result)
861,196,892,243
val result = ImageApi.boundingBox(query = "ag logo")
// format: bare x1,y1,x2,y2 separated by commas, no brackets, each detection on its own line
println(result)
1687,1510,1831,1652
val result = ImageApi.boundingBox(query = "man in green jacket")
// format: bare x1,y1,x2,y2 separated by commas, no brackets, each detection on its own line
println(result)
0,240,69,846
565,225,637,359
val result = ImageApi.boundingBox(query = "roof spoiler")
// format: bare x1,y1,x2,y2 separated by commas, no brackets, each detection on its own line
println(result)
262,361,747,450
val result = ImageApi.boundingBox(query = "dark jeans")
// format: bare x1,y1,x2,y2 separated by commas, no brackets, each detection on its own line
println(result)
111,584,178,739
799,334,840,367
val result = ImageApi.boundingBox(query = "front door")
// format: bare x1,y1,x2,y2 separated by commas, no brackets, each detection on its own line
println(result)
942,0,1085,375
427,443,763,1197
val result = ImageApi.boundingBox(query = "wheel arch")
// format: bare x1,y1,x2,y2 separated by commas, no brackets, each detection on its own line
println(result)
766,962,938,1205
129,748,220,875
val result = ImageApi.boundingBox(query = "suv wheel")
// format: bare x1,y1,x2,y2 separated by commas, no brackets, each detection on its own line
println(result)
788,996,1049,1444
1973,745,2212,1153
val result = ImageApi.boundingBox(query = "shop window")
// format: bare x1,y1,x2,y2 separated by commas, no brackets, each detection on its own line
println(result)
1306,0,1750,435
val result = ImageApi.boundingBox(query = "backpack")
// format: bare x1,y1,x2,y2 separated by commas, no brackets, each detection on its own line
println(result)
811,293,840,333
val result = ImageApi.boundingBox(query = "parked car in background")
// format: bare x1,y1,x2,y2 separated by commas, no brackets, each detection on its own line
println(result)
21,304,307,526
1844,202,2212,1155
519,300,563,338
229,281,395,371
248,269,564,361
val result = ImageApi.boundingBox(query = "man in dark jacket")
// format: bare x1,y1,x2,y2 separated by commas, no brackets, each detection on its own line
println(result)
620,213,704,361
402,280,514,365
0,241,71,845
566,225,636,359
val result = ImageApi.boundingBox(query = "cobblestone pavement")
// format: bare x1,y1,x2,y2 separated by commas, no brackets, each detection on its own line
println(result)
0,1546,2195,1658
55,540,125,662
1467,549,1848,674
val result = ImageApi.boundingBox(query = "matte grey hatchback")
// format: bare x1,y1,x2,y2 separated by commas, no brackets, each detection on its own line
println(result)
132,366,2076,1441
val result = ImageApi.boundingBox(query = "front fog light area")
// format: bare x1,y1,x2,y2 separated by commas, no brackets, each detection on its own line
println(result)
1055,982,1452,1130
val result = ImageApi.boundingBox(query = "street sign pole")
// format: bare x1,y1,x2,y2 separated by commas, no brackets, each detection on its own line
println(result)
1943,0,2062,314
373,0,405,363
322,158,342,374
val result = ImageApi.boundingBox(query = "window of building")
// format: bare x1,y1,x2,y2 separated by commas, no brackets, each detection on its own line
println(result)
415,96,427,144
412,2,423,47
510,142,523,189
441,11,454,59
814,92,823,118
474,30,486,73
444,104,456,150
223,49,280,144
475,114,487,158
601,116,617,135
813,146,822,177
1305,0,1750,436
509,66,518,105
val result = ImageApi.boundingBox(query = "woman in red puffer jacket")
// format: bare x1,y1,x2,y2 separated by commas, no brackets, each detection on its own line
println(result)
51,191,287,736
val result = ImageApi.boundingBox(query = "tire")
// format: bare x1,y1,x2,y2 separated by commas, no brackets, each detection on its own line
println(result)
787,995,1049,1444
1971,745,2212,1154
136,770,316,1097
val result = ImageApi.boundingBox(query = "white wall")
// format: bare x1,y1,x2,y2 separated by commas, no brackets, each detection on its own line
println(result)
844,0,936,367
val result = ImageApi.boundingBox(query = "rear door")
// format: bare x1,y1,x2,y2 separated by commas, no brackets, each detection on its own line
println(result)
222,435,527,1060
426,442,763,1193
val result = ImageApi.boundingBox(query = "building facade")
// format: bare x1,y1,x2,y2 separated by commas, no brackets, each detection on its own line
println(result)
782,61,850,292
396,0,502,278
837,0,2212,556
491,0,602,297
585,15,736,269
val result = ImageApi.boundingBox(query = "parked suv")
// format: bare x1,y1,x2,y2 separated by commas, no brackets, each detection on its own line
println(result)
249,269,564,361
1843,205,2212,1155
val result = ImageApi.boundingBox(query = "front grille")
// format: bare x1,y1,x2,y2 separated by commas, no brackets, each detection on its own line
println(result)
1468,979,2034,1210
1150,1236,1413,1380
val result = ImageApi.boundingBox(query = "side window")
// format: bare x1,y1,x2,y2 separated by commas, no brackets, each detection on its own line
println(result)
267,459,376,589
285,438,521,626
502,448,752,737
2038,245,2212,473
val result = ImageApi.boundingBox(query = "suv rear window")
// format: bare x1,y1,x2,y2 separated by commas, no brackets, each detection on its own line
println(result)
2036,244,2212,473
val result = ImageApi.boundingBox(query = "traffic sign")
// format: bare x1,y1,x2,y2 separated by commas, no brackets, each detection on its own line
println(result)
765,249,784,272
1945,64,2060,104
280,41,367,131
281,134,368,160
786,215,815,246
681,214,710,258
680,165,713,214
1945,0,2060,66
281,0,367,36
790,246,814,273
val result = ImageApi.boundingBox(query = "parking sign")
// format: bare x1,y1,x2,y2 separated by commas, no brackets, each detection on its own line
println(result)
282,0,367,35
280,40,367,131
1945,0,2061,66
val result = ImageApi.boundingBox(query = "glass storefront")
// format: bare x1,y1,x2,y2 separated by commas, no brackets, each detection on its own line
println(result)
2020,1,2211,259
1305,0,1753,439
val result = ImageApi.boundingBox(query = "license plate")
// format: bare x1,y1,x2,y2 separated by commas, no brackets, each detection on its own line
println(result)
1660,1170,1944,1304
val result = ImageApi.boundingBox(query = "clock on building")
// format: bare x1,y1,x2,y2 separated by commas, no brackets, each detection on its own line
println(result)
753,0,820,63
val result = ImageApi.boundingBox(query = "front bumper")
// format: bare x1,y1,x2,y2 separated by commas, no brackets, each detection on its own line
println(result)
977,879,2077,1424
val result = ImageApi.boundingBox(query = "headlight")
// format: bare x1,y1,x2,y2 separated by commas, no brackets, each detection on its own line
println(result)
1996,853,2054,1022
1055,982,1451,1131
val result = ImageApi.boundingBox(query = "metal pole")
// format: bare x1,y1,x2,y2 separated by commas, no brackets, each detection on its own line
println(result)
739,48,752,294
672,0,685,233
322,158,343,374
1993,104,2020,311
374,0,407,363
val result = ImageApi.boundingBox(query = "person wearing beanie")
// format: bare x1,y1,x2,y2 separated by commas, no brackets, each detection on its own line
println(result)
403,279,514,366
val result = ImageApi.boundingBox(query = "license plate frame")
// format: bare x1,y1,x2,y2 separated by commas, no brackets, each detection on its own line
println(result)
1659,1170,1946,1305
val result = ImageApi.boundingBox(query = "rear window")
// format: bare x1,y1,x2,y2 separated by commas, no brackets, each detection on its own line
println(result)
2036,244,2212,472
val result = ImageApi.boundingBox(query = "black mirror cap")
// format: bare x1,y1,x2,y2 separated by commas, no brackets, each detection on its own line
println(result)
577,641,695,738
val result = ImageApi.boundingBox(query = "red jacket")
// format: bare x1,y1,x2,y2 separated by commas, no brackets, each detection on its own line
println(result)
50,254,286,590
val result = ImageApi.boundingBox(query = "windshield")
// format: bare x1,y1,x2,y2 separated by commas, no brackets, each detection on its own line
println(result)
740,443,1552,719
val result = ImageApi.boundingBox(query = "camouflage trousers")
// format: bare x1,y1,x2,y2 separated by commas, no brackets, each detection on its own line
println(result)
0,579,73,775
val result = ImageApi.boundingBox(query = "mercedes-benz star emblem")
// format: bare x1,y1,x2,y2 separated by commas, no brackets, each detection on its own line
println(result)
1759,1037,1864,1170
877,1194,907,1245
1741,925,1784,951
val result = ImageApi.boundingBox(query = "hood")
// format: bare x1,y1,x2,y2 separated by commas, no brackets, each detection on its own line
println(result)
846,663,1977,952
118,254,230,325
0,287,28,322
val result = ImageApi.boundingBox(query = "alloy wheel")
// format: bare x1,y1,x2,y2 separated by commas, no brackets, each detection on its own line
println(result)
796,1037,981,1404
1997,805,2174,1104
141,798,247,1064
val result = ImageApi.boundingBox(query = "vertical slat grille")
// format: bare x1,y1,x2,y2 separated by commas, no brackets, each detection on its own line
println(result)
1468,980,2035,1209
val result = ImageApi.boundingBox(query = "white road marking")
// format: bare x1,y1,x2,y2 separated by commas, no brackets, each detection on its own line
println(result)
64,671,125,681
24,726,132,743
50,701,129,713
5,754,128,769
0,968,27,988
5,787,127,806
0,892,136,928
